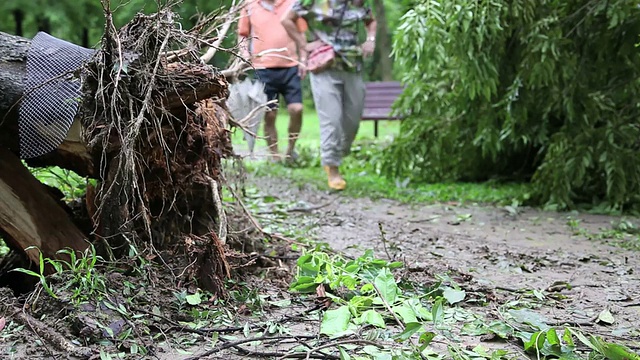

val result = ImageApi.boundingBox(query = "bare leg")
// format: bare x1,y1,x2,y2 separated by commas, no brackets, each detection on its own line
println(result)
263,109,279,161
286,103,303,159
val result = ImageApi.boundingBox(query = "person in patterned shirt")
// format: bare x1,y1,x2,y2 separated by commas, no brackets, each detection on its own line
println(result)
282,0,377,191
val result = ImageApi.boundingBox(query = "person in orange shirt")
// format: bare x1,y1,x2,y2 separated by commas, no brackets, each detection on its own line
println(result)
238,0,308,162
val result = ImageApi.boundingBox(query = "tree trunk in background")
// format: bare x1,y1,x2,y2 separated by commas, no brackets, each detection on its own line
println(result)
13,10,24,36
36,17,51,34
81,28,89,48
372,0,393,81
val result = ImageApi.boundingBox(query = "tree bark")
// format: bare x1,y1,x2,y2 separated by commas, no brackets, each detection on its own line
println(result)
372,0,394,81
0,31,227,178
0,147,89,264
0,29,232,296
0,31,95,177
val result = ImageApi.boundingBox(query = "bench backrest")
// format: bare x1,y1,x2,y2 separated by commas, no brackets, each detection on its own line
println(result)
362,81,404,120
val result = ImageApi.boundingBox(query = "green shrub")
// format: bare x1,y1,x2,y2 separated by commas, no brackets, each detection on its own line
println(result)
383,0,640,211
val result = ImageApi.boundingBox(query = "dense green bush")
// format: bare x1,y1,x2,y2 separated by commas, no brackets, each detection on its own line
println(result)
383,0,640,211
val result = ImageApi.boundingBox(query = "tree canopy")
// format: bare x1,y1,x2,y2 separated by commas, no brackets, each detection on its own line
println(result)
385,0,640,211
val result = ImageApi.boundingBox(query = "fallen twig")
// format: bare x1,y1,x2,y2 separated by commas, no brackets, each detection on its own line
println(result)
306,339,382,359
378,222,394,261
200,0,240,63
6,304,92,358
184,335,318,360
287,201,334,213
620,302,640,308
372,282,428,360
233,99,278,128
221,173,299,244
256,201,334,215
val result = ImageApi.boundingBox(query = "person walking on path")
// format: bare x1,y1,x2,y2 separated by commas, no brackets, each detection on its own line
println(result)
281,0,376,190
238,0,308,162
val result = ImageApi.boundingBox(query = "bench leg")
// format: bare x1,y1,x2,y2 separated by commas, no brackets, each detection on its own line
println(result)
374,121,379,138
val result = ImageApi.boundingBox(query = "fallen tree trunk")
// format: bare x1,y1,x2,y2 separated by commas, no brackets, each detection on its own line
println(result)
0,147,89,263
0,8,234,296
0,32,94,177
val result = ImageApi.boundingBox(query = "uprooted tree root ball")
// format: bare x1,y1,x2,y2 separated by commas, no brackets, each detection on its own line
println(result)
79,6,234,295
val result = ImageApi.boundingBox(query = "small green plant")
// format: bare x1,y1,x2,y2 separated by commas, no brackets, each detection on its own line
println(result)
13,244,106,303
0,237,10,257
12,247,59,298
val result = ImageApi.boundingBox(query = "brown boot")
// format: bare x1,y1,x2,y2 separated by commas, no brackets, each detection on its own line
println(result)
323,166,346,191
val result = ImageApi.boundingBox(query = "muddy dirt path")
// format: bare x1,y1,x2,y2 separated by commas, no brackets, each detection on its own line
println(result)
2,172,638,360
251,174,640,340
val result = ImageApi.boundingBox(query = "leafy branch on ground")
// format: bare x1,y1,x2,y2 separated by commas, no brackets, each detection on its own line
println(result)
288,247,640,359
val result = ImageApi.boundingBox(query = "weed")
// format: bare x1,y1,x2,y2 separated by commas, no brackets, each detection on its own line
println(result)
566,217,640,251
12,244,107,303
0,237,10,257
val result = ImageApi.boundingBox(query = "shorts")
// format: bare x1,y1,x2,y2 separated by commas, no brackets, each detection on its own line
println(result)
254,66,302,110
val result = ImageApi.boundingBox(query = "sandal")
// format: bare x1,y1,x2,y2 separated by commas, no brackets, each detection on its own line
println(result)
323,166,346,191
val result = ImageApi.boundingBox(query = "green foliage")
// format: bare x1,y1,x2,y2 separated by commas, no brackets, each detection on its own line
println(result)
30,166,88,200
384,0,640,211
0,0,239,67
248,140,530,205
13,245,106,304
290,249,640,359
566,216,640,250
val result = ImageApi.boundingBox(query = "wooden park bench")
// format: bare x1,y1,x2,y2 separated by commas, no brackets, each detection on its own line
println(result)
361,81,404,137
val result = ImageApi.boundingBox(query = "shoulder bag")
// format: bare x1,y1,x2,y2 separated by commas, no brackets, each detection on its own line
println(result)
305,2,348,74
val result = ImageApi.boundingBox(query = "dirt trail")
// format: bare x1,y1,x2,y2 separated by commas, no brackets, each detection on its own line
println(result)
1,172,638,359
251,174,640,337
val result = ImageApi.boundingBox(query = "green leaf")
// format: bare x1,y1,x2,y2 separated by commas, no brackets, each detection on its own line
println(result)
290,276,318,293
393,322,423,342
393,304,419,324
185,293,202,306
523,331,546,352
601,343,640,360
338,346,351,360
442,287,466,304
360,310,386,328
560,328,574,348
596,308,615,325
373,268,399,304
418,331,436,350
568,329,598,352
487,321,513,339
546,328,560,346
320,306,351,336
432,299,444,327
508,308,549,331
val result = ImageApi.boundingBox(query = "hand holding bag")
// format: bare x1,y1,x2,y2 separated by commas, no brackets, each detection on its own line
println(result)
305,40,335,74
304,2,348,74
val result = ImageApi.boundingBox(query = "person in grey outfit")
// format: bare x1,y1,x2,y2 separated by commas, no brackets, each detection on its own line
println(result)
282,0,377,190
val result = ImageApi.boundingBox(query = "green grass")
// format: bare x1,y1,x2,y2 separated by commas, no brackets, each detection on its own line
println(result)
230,107,401,152
231,108,530,206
